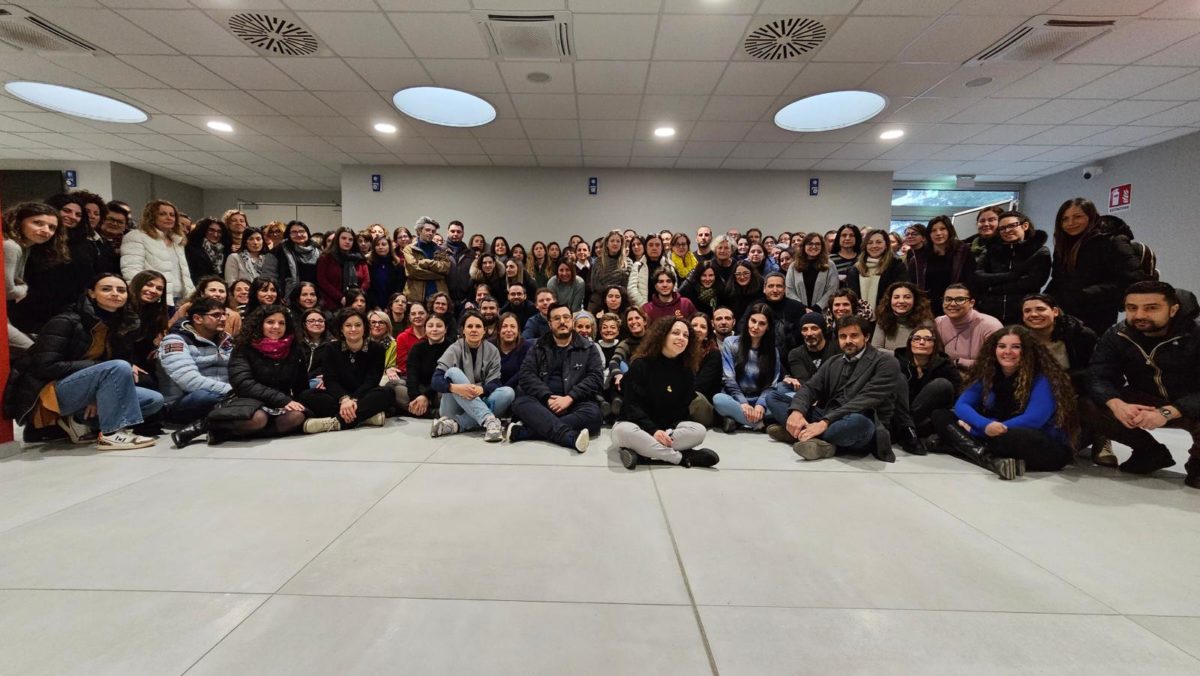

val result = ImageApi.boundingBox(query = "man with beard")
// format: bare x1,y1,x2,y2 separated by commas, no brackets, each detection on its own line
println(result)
712,306,736,343
695,225,714,262
478,296,500,339
444,219,476,304
763,312,840,428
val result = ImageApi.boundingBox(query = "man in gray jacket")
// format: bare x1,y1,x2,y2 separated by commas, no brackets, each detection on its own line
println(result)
159,297,233,447
780,315,900,463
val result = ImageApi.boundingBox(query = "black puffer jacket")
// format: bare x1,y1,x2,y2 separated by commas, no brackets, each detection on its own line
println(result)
518,332,603,403
5,297,137,423
894,347,961,401
1046,229,1147,336
973,229,1051,325
1048,312,1097,388
228,341,309,408
1088,289,1200,418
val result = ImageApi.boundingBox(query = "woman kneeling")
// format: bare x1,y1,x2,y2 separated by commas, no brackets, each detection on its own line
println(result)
612,317,719,469
429,311,514,442
932,325,1076,480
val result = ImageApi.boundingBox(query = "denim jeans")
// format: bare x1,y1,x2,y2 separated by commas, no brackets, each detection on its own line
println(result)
713,392,776,429
438,367,515,431
54,360,165,434
761,383,797,426
805,405,875,453
169,389,226,424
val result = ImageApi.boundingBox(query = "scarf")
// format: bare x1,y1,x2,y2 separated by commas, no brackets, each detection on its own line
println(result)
238,249,263,279
201,239,224,272
334,248,365,293
696,284,719,310
252,334,293,360
859,257,883,312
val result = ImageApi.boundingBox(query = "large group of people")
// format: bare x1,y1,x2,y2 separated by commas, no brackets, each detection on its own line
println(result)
4,192,1197,490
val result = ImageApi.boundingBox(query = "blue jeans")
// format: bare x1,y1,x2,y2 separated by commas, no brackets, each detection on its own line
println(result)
804,406,875,453
169,389,226,423
713,392,777,429
54,360,165,434
438,367,514,431
762,383,797,425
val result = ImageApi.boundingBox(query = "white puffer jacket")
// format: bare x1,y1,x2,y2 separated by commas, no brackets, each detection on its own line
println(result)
626,255,677,306
120,229,194,301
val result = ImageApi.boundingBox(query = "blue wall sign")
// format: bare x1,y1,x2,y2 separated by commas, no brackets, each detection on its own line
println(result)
371,173,381,192
588,176,598,195
809,177,819,196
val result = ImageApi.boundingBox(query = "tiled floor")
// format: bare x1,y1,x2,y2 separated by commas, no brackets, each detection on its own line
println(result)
1,420,1198,675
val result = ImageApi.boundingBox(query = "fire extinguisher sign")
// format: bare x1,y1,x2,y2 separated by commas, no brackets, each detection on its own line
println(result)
1109,184,1131,213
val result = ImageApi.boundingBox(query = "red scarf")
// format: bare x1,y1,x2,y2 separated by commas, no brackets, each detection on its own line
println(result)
252,335,293,360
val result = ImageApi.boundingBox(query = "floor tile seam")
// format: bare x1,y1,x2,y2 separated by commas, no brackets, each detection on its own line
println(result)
692,602,1130,616
880,472,1123,616
650,470,721,676
271,592,695,607
180,594,273,675
0,587,269,596
1122,614,1200,663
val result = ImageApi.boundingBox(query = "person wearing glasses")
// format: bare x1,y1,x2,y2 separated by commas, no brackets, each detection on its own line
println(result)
161,297,235,448
893,326,960,441
973,210,1051,326
964,206,1004,268
934,283,1002,375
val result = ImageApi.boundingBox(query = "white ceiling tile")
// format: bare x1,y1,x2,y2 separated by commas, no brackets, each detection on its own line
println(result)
295,11,412,58
380,136,438,154
490,154,539,166
1130,70,1200,100
715,62,804,96
400,154,448,165
894,123,994,144
0,113,93,133
856,159,910,172
745,122,814,142
883,97,977,124
583,156,631,168
42,54,165,88
420,60,506,93
471,119,527,138
1134,102,1200,126
963,124,1052,144
663,0,758,13
28,7,175,55
767,157,819,170
252,91,339,116
1061,20,1200,65
686,121,754,141
947,0,1057,15
0,96,41,114
1004,99,1111,125
193,57,303,90
931,144,1003,161
530,139,582,154
498,62,576,93
825,143,886,160
232,115,314,135
897,15,1018,64
118,56,232,89
512,94,578,119
944,98,1046,124
311,91,396,119
473,0,565,11
289,116,369,136
344,59,431,91
426,137,486,154
1069,100,1182,125
986,145,1060,161
854,0,958,14
1130,127,1200,147
118,133,197,151
521,118,579,138
878,143,949,160
680,141,736,158
117,9,257,55
574,14,659,60
574,61,649,94
116,88,217,116
269,58,369,91
581,139,633,155
323,137,389,154
378,0,471,9
779,142,843,159
1023,145,1112,162
536,156,583,166
922,62,1040,98
478,138,533,155
653,15,751,61
1085,125,1181,145
577,95,642,120
783,62,881,97
813,17,933,63
138,115,210,134
1139,33,1200,67
699,96,776,121
1048,0,1164,15
388,13,490,59
579,119,638,139
629,156,676,167
185,89,278,116
191,0,287,7
631,140,682,157
721,157,771,169
1063,66,1196,99
996,65,1120,98
569,0,661,12
813,158,867,170
281,0,378,8
1018,125,1113,145
646,61,728,95
860,63,959,98
1144,0,1200,19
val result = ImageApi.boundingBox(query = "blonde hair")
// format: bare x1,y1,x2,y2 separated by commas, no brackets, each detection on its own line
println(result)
139,200,184,240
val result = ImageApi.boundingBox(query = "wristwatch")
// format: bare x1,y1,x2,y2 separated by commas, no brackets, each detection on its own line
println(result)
1158,406,1173,420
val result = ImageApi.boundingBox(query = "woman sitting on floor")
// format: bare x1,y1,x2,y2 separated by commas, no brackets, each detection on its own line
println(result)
297,309,392,433
429,311,514,442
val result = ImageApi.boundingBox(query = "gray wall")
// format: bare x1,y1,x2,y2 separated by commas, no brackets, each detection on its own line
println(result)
0,160,111,197
201,189,341,222
341,166,893,244
110,163,204,222
1023,129,1200,292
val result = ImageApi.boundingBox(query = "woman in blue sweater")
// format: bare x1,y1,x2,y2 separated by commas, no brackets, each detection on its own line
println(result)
712,302,782,433
931,325,1077,480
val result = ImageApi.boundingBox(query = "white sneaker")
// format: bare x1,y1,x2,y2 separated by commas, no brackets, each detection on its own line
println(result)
303,417,341,434
430,417,459,438
483,417,502,443
95,429,155,451
57,414,96,444
363,411,386,427
574,429,589,454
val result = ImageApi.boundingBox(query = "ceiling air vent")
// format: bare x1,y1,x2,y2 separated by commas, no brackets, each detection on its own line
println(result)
471,10,574,62
0,5,98,52
743,17,827,61
227,12,319,56
964,15,1129,64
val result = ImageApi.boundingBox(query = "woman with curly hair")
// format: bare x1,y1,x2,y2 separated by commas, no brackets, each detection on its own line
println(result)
871,281,934,352
931,325,1077,480
185,217,226,285
612,317,719,470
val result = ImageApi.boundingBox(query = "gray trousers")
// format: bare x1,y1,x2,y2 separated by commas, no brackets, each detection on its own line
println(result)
611,420,706,465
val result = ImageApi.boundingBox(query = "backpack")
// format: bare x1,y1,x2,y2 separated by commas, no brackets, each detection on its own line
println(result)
1129,240,1159,281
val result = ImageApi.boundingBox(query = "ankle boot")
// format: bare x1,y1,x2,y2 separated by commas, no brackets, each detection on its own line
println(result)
940,423,989,465
897,426,928,456
171,418,208,449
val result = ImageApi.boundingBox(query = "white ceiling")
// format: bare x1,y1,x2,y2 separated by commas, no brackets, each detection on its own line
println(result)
1,0,1200,189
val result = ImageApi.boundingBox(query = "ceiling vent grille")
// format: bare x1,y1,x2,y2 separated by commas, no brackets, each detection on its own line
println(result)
743,17,827,61
472,10,574,62
227,12,319,56
965,15,1128,64
0,5,98,52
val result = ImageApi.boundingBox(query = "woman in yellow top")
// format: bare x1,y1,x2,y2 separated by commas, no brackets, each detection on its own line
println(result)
668,232,699,280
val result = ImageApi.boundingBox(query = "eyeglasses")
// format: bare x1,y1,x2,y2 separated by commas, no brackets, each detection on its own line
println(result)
305,318,325,325
943,297,972,305
735,270,752,277
910,335,935,343
997,223,1022,232
204,312,228,319
368,320,387,326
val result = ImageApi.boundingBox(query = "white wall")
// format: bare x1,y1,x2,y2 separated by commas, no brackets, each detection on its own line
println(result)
1023,129,1200,292
342,166,892,243
201,189,340,223
0,160,111,197
110,163,204,220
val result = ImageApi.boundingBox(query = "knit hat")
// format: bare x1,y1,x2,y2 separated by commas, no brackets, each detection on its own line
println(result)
799,312,825,330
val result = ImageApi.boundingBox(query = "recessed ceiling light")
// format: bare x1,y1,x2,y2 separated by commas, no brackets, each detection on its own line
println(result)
206,120,234,133
392,86,496,128
654,126,676,138
879,129,904,140
3,81,148,124
965,76,993,88
774,90,887,132
374,122,398,134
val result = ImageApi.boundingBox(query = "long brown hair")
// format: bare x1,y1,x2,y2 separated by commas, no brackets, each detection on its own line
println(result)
875,281,934,336
791,232,829,272
139,199,184,240
967,325,1078,442
1053,197,1101,272
3,202,69,264
632,316,701,371
853,230,898,276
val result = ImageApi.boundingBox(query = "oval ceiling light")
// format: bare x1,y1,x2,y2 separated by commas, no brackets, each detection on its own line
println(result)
392,86,496,128
374,122,398,134
3,81,148,124
879,129,904,140
206,120,234,133
654,126,676,138
774,90,887,132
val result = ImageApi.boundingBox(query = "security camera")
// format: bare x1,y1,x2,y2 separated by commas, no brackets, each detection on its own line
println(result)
1082,165,1103,180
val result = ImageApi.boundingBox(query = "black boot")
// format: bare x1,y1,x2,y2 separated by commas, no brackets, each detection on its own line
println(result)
680,448,720,468
940,424,1019,480
171,418,207,449
897,426,928,456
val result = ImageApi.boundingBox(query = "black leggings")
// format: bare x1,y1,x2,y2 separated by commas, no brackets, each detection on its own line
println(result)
297,387,393,428
931,409,1073,472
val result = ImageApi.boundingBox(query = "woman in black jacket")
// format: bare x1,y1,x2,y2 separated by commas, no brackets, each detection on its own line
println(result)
905,215,974,316
492,312,529,392
681,261,725,317
184,217,226,285
405,313,452,418
1046,197,1147,335
297,308,392,432
846,230,908,319
612,317,719,469
689,312,722,428
216,304,310,442
973,211,1051,325
893,326,961,438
